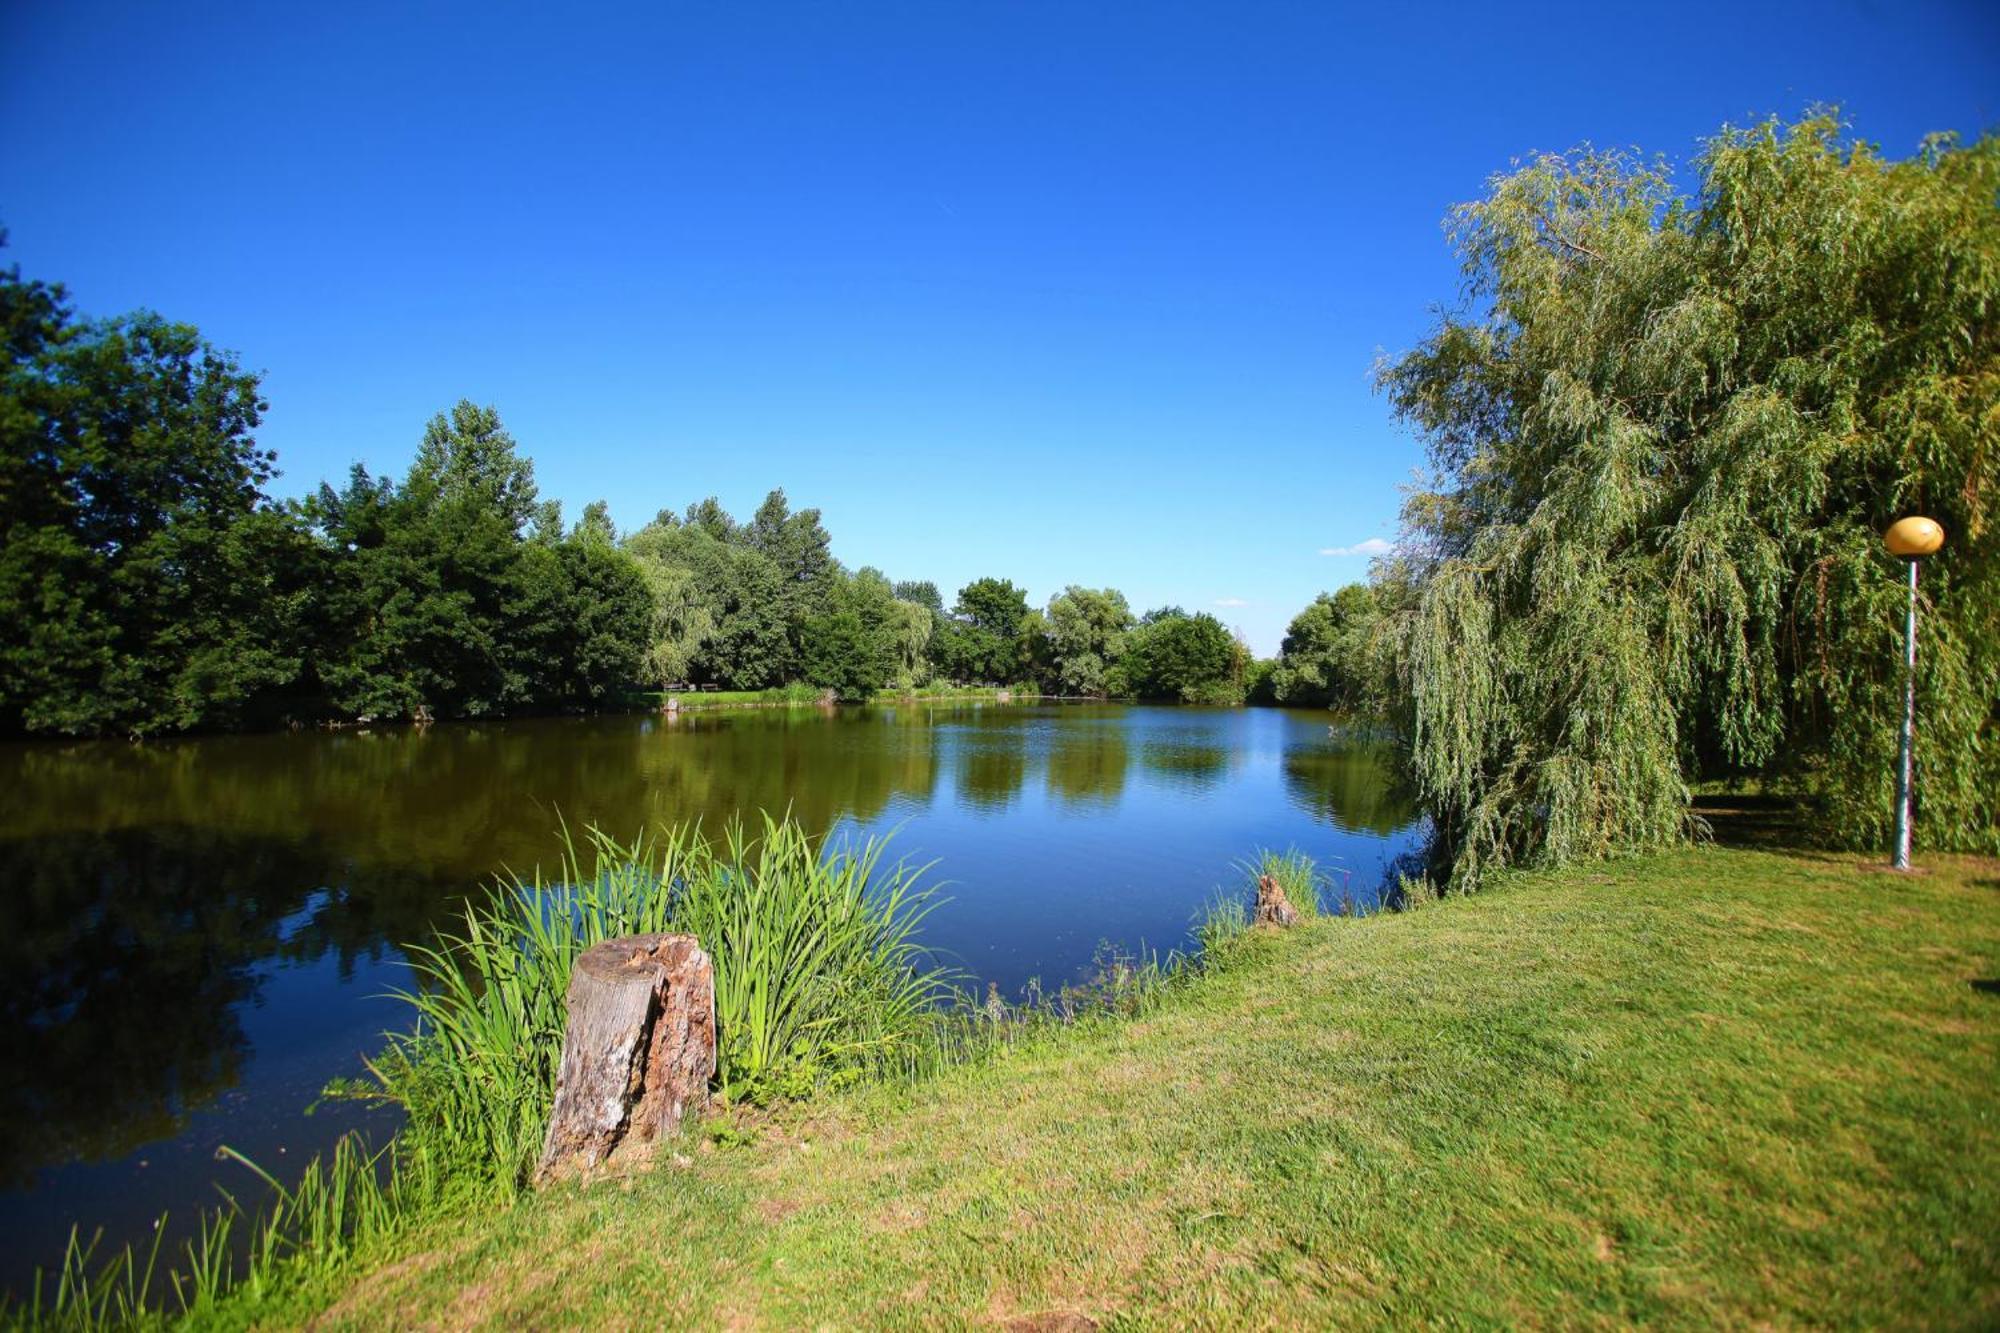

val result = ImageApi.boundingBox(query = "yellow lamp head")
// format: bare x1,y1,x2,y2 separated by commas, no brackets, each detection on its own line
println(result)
1884,516,1945,559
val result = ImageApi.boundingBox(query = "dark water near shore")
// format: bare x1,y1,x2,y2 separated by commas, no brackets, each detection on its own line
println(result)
0,702,1420,1292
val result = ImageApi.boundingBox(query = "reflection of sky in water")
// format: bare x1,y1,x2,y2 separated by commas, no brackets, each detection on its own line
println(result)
0,704,1417,1292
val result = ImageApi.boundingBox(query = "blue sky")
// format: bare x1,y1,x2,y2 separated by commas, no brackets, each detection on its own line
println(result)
3,3,1995,652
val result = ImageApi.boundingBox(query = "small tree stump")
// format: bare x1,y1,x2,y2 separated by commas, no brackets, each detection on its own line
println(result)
1253,873,1301,928
535,933,716,1185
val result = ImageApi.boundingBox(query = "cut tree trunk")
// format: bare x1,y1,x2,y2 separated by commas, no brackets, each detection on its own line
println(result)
1253,873,1301,928
535,932,716,1185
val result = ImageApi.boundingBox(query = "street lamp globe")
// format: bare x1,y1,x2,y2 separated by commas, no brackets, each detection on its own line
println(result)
1884,516,1945,558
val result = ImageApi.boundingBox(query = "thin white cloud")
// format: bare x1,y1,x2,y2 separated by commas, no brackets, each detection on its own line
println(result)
1318,537,1395,558
1213,597,1249,608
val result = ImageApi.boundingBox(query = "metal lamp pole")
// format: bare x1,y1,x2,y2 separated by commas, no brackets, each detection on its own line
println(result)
1883,516,1945,871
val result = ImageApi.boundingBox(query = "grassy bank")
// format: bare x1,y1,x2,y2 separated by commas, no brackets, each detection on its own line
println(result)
621,683,1046,713
241,846,1996,1328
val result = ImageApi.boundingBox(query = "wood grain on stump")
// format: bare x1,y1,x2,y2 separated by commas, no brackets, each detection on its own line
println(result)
1253,872,1301,928
535,932,716,1185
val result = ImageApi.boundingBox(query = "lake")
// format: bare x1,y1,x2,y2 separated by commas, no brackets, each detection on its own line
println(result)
0,701,1420,1292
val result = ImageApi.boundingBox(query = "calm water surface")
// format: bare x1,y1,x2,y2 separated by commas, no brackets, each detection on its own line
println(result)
0,702,1419,1290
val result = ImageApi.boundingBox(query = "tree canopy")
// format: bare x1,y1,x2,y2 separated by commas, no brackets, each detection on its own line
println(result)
1269,584,1381,711
1378,112,1999,881
0,255,310,736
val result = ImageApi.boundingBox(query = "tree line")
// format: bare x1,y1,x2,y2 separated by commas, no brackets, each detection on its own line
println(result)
11,110,1982,879
4,259,1352,735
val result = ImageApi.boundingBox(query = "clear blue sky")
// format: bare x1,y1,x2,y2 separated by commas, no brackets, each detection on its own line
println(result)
4,2,1995,652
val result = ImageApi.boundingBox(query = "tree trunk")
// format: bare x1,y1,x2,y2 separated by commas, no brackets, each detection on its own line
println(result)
1254,873,1300,928
535,932,716,1185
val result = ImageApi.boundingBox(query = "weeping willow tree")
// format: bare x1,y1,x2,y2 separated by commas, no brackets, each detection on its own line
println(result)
1379,112,1999,884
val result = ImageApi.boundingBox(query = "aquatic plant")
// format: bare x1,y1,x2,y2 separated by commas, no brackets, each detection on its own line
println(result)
356,814,956,1191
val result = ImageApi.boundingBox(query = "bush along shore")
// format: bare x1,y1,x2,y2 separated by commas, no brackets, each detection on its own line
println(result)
625,682,1055,714
9,815,1336,1329
18,836,1999,1328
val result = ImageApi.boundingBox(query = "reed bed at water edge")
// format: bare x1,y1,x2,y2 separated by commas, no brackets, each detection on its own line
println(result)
343,813,958,1193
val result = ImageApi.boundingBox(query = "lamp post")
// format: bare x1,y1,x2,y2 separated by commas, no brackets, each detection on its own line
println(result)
1883,516,1945,871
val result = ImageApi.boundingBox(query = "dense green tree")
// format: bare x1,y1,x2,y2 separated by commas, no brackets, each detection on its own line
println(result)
622,501,804,689
937,577,1030,682
306,402,646,719
1119,609,1241,704
704,548,794,689
310,404,546,718
682,496,738,541
1270,584,1381,710
0,256,315,736
525,539,653,705
893,579,943,616
1379,112,2000,882
624,517,732,684
571,499,618,548
1043,585,1134,696
745,488,835,673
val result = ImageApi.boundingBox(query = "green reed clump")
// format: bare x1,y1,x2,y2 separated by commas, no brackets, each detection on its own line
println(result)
1240,847,1328,919
353,813,956,1192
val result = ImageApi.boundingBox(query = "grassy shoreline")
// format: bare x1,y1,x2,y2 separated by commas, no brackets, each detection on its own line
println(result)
214,845,1998,1328
623,683,1053,713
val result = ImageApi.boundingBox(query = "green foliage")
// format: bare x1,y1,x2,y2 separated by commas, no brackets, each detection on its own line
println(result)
354,816,955,1194
1241,656,1278,705
0,250,312,737
622,503,933,695
1379,112,2000,882
1042,585,1134,696
800,571,904,701
1117,608,1244,703
892,579,943,615
934,577,1031,683
304,404,648,720
1269,584,1382,710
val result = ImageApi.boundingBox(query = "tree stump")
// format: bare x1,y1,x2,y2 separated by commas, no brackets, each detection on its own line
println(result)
535,933,716,1185
1253,873,1301,928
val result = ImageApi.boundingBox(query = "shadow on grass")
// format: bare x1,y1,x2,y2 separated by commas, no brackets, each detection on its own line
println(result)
1971,979,2000,997
1692,792,1813,851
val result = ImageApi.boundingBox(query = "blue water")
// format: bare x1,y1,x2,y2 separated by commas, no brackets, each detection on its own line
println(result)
0,702,1420,1291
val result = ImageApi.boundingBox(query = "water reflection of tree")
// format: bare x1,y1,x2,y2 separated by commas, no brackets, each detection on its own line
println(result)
1044,722,1128,809
1138,737,1234,791
0,711,954,885
0,830,442,1184
954,718,1031,811
1281,745,1417,836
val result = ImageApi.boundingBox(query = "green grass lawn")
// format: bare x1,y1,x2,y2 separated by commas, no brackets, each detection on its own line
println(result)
280,847,1999,1330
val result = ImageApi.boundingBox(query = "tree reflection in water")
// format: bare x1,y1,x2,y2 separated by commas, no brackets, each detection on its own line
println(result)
0,704,1421,1292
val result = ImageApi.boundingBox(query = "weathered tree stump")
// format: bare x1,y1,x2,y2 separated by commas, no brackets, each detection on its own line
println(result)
1253,873,1300,928
535,933,716,1185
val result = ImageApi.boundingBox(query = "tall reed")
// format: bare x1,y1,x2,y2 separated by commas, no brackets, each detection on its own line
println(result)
353,813,956,1190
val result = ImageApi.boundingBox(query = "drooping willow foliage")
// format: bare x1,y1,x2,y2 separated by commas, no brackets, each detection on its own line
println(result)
1378,112,1998,884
